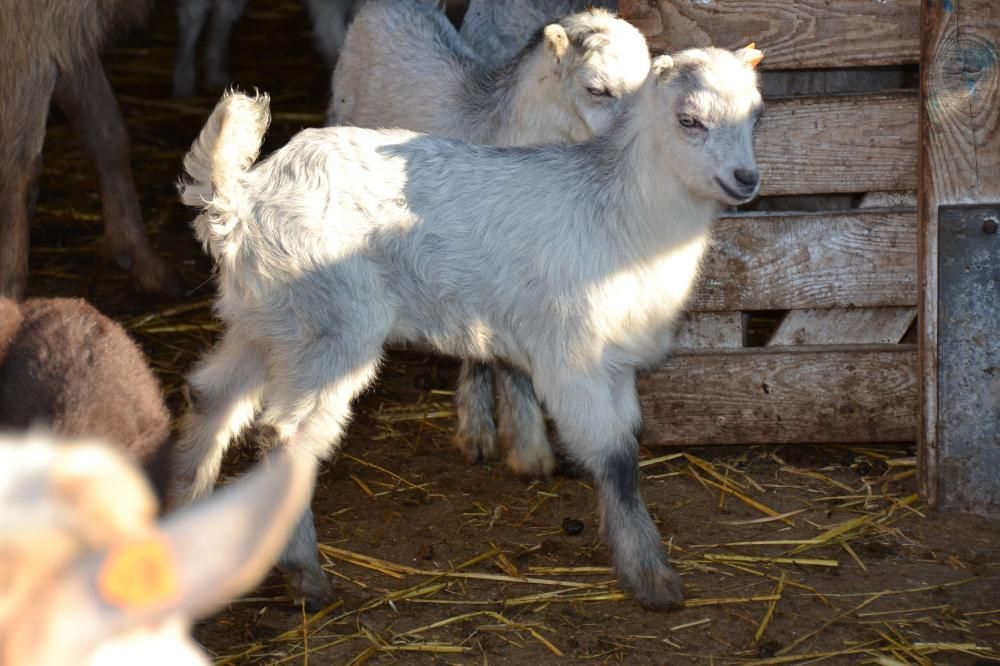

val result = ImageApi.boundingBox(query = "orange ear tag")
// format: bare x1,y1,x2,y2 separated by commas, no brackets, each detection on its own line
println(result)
98,535,179,609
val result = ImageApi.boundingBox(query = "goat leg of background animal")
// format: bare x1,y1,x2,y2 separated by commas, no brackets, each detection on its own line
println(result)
53,57,181,297
495,363,555,479
204,0,250,90
173,0,214,97
0,62,58,299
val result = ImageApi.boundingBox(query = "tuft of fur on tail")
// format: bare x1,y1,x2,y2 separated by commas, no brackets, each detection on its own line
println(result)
178,89,271,259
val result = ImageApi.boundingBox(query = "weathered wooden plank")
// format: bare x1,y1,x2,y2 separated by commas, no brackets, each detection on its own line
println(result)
619,0,920,69
638,345,917,445
691,210,917,311
919,0,1000,510
673,311,743,349
756,93,917,196
768,307,916,346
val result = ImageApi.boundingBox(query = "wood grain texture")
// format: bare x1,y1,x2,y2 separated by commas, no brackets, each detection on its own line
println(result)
619,0,920,68
919,0,1000,506
673,311,743,349
638,345,917,445
692,210,917,311
768,308,916,346
756,93,918,196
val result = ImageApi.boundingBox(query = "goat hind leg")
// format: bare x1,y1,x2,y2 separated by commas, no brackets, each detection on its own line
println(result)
53,58,181,297
495,364,554,479
453,360,499,464
167,328,267,510
262,338,385,610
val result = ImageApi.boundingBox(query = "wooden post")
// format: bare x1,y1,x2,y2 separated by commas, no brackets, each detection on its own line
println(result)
920,0,1000,513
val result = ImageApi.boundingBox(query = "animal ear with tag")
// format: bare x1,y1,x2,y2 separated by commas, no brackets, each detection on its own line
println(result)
29,449,317,664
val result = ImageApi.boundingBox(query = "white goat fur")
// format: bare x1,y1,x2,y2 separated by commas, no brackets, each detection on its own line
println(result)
329,2,650,146
329,0,650,476
175,46,763,610
0,432,316,665
460,0,618,69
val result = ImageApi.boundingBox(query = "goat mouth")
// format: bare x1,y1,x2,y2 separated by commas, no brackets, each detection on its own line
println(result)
714,177,757,204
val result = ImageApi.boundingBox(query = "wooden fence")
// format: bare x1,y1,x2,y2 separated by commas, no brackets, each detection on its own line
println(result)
619,0,921,447
621,0,1000,514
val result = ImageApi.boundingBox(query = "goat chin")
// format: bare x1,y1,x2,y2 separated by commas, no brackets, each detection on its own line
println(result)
175,46,761,612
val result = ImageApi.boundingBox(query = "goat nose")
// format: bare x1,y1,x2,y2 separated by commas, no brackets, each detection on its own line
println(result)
734,168,759,188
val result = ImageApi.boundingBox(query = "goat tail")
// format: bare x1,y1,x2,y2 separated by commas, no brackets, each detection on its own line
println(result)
179,89,271,254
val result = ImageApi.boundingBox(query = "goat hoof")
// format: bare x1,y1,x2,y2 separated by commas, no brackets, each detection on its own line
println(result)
629,562,685,611
455,430,499,465
131,256,184,299
505,442,556,480
284,567,335,612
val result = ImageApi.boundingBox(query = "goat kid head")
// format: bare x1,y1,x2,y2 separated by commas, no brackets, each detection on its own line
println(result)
544,10,651,141
652,45,764,206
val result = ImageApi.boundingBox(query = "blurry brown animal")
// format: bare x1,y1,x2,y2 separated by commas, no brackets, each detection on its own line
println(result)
0,297,172,497
0,0,179,299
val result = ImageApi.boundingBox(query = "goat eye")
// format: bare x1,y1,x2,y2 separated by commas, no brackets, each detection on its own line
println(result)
587,86,612,98
678,114,704,129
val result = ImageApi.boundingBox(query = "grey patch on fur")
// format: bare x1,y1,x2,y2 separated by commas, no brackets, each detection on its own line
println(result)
595,436,683,609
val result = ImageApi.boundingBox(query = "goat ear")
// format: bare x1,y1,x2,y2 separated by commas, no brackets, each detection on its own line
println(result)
543,23,570,64
47,450,317,641
735,43,764,69
652,55,674,82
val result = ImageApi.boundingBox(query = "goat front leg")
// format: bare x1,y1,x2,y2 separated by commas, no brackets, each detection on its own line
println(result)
539,371,684,610
0,60,57,298
53,57,180,297
495,363,554,479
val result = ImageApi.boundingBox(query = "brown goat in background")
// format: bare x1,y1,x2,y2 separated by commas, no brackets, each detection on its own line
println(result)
0,297,172,498
0,0,179,299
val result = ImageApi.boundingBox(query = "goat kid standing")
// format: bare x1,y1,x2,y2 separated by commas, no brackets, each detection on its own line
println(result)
173,45,764,611
330,0,651,477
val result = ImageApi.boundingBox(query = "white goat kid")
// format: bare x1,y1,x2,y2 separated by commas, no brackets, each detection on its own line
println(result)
329,2,648,144
0,432,316,665
175,45,764,610
460,0,618,69
330,0,650,477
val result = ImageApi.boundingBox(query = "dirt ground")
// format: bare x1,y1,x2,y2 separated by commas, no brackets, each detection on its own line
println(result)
23,1,1000,663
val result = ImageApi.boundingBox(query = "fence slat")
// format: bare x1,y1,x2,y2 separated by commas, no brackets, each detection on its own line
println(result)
638,345,917,445
768,308,915,346
619,0,920,68
673,312,743,349
756,93,917,196
691,210,916,312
